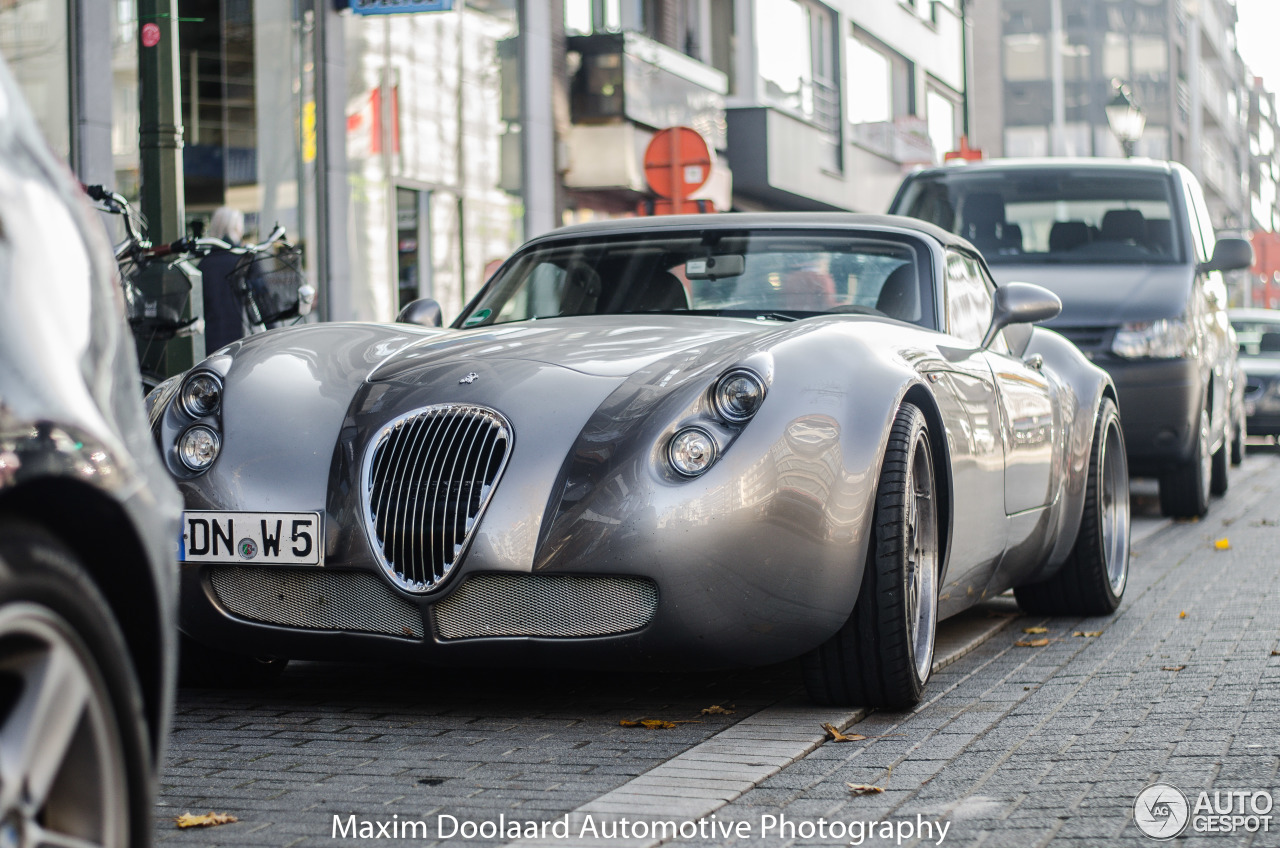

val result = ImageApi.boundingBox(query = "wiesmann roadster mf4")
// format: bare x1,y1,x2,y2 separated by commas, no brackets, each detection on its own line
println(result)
150,213,1130,707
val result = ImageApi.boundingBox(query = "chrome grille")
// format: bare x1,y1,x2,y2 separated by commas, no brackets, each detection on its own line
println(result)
363,404,512,593
209,567,422,638
435,574,659,639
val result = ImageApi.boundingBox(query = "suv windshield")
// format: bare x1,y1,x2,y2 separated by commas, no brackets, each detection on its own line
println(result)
458,230,936,330
894,168,1183,266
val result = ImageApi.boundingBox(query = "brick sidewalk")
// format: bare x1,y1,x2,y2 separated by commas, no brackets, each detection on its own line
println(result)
683,455,1280,847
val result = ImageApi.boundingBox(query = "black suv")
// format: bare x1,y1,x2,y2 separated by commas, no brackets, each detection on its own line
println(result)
891,159,1253,517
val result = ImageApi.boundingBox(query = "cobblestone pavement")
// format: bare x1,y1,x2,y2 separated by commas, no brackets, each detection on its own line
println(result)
154,450,1280,847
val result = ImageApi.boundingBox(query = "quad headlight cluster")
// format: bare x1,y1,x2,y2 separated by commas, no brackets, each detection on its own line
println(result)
667,368,767,478
175,371,224,473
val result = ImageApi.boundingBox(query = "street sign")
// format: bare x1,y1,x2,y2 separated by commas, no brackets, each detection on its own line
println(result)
349,0,454,15
643,127,713,200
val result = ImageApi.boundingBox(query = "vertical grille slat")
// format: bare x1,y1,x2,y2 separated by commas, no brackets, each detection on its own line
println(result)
362,404,512,593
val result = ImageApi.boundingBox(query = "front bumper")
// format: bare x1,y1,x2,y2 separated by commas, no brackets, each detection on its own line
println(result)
1095,357,1202,472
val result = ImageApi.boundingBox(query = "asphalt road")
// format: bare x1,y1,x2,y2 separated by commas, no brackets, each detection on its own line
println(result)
154,447,1280,847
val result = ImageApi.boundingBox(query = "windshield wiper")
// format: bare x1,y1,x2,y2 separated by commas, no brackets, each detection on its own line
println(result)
753,312,799,322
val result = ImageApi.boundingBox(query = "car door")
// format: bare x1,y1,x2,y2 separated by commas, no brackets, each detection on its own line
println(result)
925,250,1008,612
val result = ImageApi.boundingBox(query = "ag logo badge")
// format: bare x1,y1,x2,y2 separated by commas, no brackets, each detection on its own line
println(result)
1134,783,1189,839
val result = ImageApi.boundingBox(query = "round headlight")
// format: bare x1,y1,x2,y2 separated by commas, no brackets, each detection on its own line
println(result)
180,372,223,417
178,425,221,472
668,427,717,477
713,369,766,423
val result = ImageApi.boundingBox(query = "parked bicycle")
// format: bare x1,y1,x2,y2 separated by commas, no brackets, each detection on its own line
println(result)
84,185,314,392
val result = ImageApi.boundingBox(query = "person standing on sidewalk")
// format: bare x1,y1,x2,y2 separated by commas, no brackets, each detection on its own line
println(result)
200,206,247,352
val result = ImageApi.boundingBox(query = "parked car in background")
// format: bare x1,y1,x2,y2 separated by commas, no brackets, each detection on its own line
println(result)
0,57,181,846
1230,308,1280,439
151,212,1128,709
891,158,1253,517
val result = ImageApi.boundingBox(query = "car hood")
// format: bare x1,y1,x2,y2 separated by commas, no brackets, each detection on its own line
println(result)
365,315,773,382
988,263,1192,326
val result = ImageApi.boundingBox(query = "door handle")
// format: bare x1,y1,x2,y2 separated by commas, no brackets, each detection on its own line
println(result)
1023,353,1044,371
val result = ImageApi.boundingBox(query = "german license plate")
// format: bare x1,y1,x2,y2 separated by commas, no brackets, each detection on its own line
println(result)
180,511,322,565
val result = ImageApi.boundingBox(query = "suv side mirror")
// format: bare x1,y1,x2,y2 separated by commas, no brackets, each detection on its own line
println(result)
981,282,1062,349
1199,237,1254,274
396,298,444,327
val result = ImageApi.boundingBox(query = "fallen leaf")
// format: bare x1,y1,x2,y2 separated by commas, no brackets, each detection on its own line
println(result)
1214,538,1230,550
1073,631,1103,638
618,718,700,729
1271,650,1280,657
701,705,736,715
401,627,415,637
1015,638,1050,647
823,722,866,742
1162,665,1186,672
176,812,238,829
1023,626,1049,634
847,783,886,795
1179,611,1188,619
1174,516,1200,524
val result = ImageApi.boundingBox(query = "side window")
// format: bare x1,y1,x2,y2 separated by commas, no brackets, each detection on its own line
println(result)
945,251,994,347
493,262,566,322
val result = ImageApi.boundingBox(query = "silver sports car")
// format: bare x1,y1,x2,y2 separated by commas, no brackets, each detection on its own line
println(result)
150,213,1130,707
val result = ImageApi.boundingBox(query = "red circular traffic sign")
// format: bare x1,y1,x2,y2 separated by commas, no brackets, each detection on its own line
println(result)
643,127,713,201
141,22,161,48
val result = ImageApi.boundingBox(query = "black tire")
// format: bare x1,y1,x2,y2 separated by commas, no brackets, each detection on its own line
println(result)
1210,436,1229,496
1015,398,1130,616
179,633,289,688
1231,407,1246,466
1159,407,1212,518
803,404,939,708
0,519,151,848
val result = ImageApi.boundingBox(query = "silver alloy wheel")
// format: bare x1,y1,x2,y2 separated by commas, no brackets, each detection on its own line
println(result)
1198,408,1212,506
906,432,939,683
0,603,128,848
1100,416,1131,595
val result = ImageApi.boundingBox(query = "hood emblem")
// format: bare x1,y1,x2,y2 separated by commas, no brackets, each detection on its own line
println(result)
459,372,479,384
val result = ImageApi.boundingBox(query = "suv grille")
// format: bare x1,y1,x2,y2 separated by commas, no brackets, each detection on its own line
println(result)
362,404,512,593
1055,325,1113,352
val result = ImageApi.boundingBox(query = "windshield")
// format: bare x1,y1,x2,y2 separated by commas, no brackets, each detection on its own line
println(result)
893,169,1183,266
1232,319,1280,358
457,230,936,330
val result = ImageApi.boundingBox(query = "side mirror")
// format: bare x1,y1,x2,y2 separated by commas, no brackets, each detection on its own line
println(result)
1199,237,1254,274
981,282,1062,349
396,298,443,327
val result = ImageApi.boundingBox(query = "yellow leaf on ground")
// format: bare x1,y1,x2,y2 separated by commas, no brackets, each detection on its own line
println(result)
619,718,700,729
1162,665,1187,672
822,722,866,742
701,705,736,715
847,783,886,796
1214,538,1230,550
176,812,238,829
1073,631,1103,637
1179,611,1188,619
1023,627,1049,634
1015,638,1050,647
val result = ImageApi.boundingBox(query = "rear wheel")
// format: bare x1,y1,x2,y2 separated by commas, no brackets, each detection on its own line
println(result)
1015,398,1129,615
1231,406,1246,466
1159,407,1212,518
803,403,939,708
1210,434,1229,496
0,520,151,848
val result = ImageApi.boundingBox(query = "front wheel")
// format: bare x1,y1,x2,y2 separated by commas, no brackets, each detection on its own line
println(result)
1015,398,1130,615
803,403,939,708
0,520,152,848
1159,407,1212,518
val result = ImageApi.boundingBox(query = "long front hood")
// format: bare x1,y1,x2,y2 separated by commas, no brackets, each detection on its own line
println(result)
988,263,1192,326
367,315,774,381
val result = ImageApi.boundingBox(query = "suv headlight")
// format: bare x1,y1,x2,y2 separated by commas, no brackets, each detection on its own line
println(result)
1111,318,1195,359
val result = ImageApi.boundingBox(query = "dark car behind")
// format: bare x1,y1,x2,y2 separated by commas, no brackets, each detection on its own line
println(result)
890,158,1252,517
0,57,181,846
1230,308,1280,438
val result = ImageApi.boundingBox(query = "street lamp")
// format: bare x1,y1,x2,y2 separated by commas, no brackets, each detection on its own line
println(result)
1106,81,1146,158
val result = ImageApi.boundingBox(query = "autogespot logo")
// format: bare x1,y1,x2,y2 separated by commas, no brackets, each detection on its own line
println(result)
1135,783,1190,840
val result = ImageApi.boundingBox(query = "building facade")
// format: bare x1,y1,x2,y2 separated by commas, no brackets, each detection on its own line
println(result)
3,0,970,326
